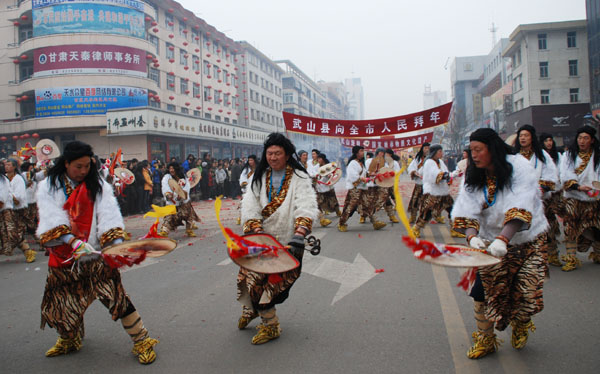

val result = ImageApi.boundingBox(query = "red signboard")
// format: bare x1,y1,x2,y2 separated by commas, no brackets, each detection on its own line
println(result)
34,44,147,77
340,131,434,151
283,102,452,138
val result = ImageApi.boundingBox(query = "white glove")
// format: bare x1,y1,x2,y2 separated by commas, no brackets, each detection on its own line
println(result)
468,236,486,249
488,239,508,257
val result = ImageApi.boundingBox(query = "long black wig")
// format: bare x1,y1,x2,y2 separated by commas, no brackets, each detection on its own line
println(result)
566,126,600,170
513,124,546,163
538,132,560,164
251,133,307,192
465,128,515,192
47,141,102,201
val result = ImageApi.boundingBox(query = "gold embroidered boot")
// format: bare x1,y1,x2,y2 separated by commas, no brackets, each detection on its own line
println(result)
389,214,400,223
561,254,581,272
46,334,82,357
467,331,502,359
511,320,535,349
409,214,416,224
547,252,562,267
435,216,446,224
320,218,332,227
252,323,281,345
411,225,421,238
123,311,158,364
132,337,159,364
24,249,36,263
186,229,197,237
337,223,348,232
359,216,366,224
238,306,258,329
373,221,387,230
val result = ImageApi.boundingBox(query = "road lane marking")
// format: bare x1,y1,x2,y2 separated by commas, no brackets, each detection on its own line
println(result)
425,225,481,374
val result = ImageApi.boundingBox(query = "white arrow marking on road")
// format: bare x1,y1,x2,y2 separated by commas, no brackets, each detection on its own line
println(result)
302,252,377,305
218,258,232,266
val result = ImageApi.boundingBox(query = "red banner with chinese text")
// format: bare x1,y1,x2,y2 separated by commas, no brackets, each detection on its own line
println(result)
340,132,434,151
283,102,452,138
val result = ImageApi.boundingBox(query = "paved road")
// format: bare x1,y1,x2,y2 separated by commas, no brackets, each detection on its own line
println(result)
1,181,599,373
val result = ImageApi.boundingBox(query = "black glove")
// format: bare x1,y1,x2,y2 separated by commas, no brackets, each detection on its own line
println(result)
442,172,450,181
287,235,305,256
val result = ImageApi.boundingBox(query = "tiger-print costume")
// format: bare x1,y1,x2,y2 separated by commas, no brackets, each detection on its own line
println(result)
317,189,340,214
23,203,38,234
41,257,131,339
542,193,562,257
0,209,19,255
160,201,199,232
237,250,303,311
408,184,423,219
339,188,372,225
414,194,454,228
479,233,546,331
562,198,600,251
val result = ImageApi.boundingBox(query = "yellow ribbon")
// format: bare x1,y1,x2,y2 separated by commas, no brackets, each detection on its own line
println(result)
393,166,416,239
215,196,239,250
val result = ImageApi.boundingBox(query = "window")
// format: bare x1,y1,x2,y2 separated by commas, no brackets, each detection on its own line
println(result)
181,107,189,114
569,60,578,76
19,25,33,43
166,43,174,60
192,57,200,72
149,67,160,87
179,22,187,38
192,30,199,45
180,78,188,94
513,49,522,67
204,86,211,100
167,74,175,91
165,14,174,31
150,100,160,109
193,110,201,117
180,49,188,66
149,34,159,54
193,83,200,98
213,65,220,80
204,113,211,119
513,74,522,92
20,61,33,81
567,31,577,48
167,104,176,112
204,60,210,75
540,89,550,104
215,115,221,122
538,33,547,50
214,91,221,103
539,62,548,78
570,88,579,102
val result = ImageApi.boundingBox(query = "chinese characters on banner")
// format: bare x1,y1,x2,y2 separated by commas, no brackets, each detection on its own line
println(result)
33,3,145,39
339,132,434,151
35,86,147,118
34,44,146,77
32,0,145,11
283,102,452,138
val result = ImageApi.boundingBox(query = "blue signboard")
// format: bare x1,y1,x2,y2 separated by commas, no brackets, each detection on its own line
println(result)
35,86,147,118
32,0,145,11
33,3,145,39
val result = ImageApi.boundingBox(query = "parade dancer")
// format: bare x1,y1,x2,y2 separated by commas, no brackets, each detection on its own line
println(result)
452,128,548,359
238,133,318,344
21,162,45,236
559,126,600,271
36,141,158,364
411,145,453,238
315,153,341,227
338,146,386,231
3,159,36,263
159,162,197,237
513,125,559,268
539,132,564,267
237,155,257,225
407,142,430,223
362,148,399,224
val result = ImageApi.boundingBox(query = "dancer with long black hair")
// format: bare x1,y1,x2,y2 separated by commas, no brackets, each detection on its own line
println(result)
159,161,198,237
36,141,158,364
238,133,318,344
407,142,430,223
452,128,548,359
559,126,600,271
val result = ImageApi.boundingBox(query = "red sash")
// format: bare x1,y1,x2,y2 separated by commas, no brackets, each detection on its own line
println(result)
48,183,94,267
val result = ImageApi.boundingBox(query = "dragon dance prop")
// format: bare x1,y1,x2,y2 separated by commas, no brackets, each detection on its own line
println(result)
392,168,499,292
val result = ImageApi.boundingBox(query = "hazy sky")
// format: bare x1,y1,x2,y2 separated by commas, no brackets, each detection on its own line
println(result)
179,0,586,118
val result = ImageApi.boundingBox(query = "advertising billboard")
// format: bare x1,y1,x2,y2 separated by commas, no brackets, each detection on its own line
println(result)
35,86,147,118
34,44,147,77
33,3,145,38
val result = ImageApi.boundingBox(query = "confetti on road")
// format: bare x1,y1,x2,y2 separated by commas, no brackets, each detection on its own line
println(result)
375,268,385,273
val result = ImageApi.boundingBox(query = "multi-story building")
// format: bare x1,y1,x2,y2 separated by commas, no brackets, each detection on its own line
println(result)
237,41,284,133
0,0,267,161
503,20,590,146
478,38,512,134
345,77,364,120
423,86,447,110
587,0,600,118
276,59,327,118
448,55,486,151
318,81,349,120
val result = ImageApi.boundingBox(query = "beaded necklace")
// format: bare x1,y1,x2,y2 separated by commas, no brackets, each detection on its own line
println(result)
268,169,286,202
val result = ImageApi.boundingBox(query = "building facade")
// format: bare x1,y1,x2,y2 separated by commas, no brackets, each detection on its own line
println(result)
503,20,590,146
345,77,364,120
237,41,284,133
423,86,447,110
448,55,486,151
318,81,349,120
587,0,600,118
0,0,266,161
